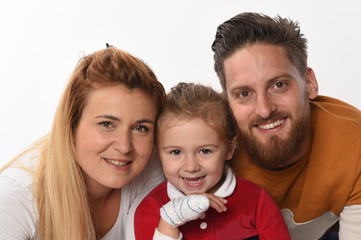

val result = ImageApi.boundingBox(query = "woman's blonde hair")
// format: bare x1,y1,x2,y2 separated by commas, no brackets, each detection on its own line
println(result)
2,46,165,239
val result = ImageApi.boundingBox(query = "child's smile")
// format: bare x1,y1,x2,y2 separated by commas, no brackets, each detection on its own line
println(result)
157,117,234,195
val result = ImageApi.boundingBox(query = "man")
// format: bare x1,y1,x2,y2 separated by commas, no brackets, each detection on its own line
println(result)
211,12,361,240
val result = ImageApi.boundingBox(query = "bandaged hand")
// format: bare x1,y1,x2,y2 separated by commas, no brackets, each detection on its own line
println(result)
160,195,210,228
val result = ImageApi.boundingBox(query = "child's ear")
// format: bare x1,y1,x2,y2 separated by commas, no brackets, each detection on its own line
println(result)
226,137,237,160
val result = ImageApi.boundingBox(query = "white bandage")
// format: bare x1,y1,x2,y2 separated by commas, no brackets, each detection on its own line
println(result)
160,195,210,228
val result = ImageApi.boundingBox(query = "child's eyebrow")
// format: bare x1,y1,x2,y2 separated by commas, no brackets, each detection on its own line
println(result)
161,146,180,150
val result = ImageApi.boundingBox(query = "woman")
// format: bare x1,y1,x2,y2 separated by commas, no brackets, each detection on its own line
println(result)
0,45,166,239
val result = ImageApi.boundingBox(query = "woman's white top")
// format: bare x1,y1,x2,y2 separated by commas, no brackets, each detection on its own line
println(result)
0,148,165,240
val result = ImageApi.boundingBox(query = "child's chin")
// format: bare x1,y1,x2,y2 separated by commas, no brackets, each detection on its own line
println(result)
182,189,207,196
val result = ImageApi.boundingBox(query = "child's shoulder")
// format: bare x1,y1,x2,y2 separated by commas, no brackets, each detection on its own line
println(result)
143,181,169,201
234,175,263,194
136,181,169,215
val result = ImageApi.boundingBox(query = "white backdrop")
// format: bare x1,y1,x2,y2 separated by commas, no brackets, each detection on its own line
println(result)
1,0,360,167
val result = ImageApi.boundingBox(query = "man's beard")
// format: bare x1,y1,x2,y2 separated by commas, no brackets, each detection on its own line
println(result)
238,107,310,170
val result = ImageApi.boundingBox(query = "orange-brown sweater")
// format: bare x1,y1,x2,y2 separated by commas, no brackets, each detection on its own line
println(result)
232,96,361,240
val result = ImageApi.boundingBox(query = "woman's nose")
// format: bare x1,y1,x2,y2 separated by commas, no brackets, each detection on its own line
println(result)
113,130,134,154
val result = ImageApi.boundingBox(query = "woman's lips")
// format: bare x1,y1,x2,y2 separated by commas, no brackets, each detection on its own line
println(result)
104,158,132,167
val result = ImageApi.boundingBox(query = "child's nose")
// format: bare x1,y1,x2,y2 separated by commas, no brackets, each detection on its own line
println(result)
183,155,201,172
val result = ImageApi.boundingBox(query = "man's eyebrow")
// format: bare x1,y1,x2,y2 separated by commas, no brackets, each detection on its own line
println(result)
268,74,293,82
230,73,294,91
229,84,252,93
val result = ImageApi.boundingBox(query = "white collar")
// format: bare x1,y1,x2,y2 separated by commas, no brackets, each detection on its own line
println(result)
167,166,236,199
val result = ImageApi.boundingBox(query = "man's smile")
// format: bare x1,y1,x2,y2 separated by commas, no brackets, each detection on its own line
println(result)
257,118,286,130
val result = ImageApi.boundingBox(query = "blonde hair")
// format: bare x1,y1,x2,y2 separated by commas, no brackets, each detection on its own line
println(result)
2,46,165,239
157,82,236,150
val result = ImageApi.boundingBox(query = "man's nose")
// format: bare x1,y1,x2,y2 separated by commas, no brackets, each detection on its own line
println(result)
255,93,276,119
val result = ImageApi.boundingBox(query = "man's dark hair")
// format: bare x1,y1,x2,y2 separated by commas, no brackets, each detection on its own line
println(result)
211,12,308,91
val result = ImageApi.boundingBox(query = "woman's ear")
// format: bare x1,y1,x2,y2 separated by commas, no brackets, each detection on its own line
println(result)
306,68,319,100
226,137,237,160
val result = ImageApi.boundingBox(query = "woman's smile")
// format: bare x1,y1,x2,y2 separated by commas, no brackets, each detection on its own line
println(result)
75,85,157,192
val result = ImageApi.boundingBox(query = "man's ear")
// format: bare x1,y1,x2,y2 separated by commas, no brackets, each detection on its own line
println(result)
226,137,237,160
306,67,319,100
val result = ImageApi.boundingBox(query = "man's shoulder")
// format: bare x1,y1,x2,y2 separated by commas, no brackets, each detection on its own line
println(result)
311,96,361,122
311,95,361,139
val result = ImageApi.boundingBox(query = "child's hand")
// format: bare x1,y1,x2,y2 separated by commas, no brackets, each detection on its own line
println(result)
160,195,210,228
202,193,227,213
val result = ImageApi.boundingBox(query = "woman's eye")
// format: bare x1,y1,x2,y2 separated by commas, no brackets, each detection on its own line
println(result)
99,121,113,128
199,149,211,154
134,125,149,132
170,150,181,155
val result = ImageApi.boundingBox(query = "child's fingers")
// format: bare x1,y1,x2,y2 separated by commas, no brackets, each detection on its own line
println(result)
203,193,227,212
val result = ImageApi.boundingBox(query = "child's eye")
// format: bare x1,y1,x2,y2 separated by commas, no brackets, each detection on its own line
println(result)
134,125,149,132
170,150,182,155
98,121,113,128
199,149,212,154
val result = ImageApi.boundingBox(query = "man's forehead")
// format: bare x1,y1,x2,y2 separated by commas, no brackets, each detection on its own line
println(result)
224,45,300,86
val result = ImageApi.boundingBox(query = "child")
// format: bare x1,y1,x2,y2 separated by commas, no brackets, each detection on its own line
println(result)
134,82,291,240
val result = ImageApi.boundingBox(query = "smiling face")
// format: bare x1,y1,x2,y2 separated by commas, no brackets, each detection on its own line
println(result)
224,43,318,169
157,116,234,195
75,85,157,193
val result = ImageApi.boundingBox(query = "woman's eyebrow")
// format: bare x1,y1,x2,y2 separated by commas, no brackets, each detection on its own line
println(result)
136,119,155,125
96,115,120,121
96,115,155,124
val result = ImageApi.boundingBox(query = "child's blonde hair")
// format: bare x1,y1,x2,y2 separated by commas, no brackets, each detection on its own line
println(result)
157,82,236,151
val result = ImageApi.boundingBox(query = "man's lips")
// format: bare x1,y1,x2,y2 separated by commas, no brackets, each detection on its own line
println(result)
103,158,131,166
256,118,286,130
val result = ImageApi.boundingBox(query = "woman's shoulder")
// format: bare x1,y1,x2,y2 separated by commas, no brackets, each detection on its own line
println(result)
0,149,39,213
0,150,39,239
0,165,36,213
1,148,40,190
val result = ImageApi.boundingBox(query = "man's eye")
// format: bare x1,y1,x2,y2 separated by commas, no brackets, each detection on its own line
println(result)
134,125,149,132
238,90,250,98
274,82,285,89
170,150,181,155
99,121,113,128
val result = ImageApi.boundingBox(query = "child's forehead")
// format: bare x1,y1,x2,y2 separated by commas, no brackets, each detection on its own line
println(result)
158,114,205,130
156,113,229,144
